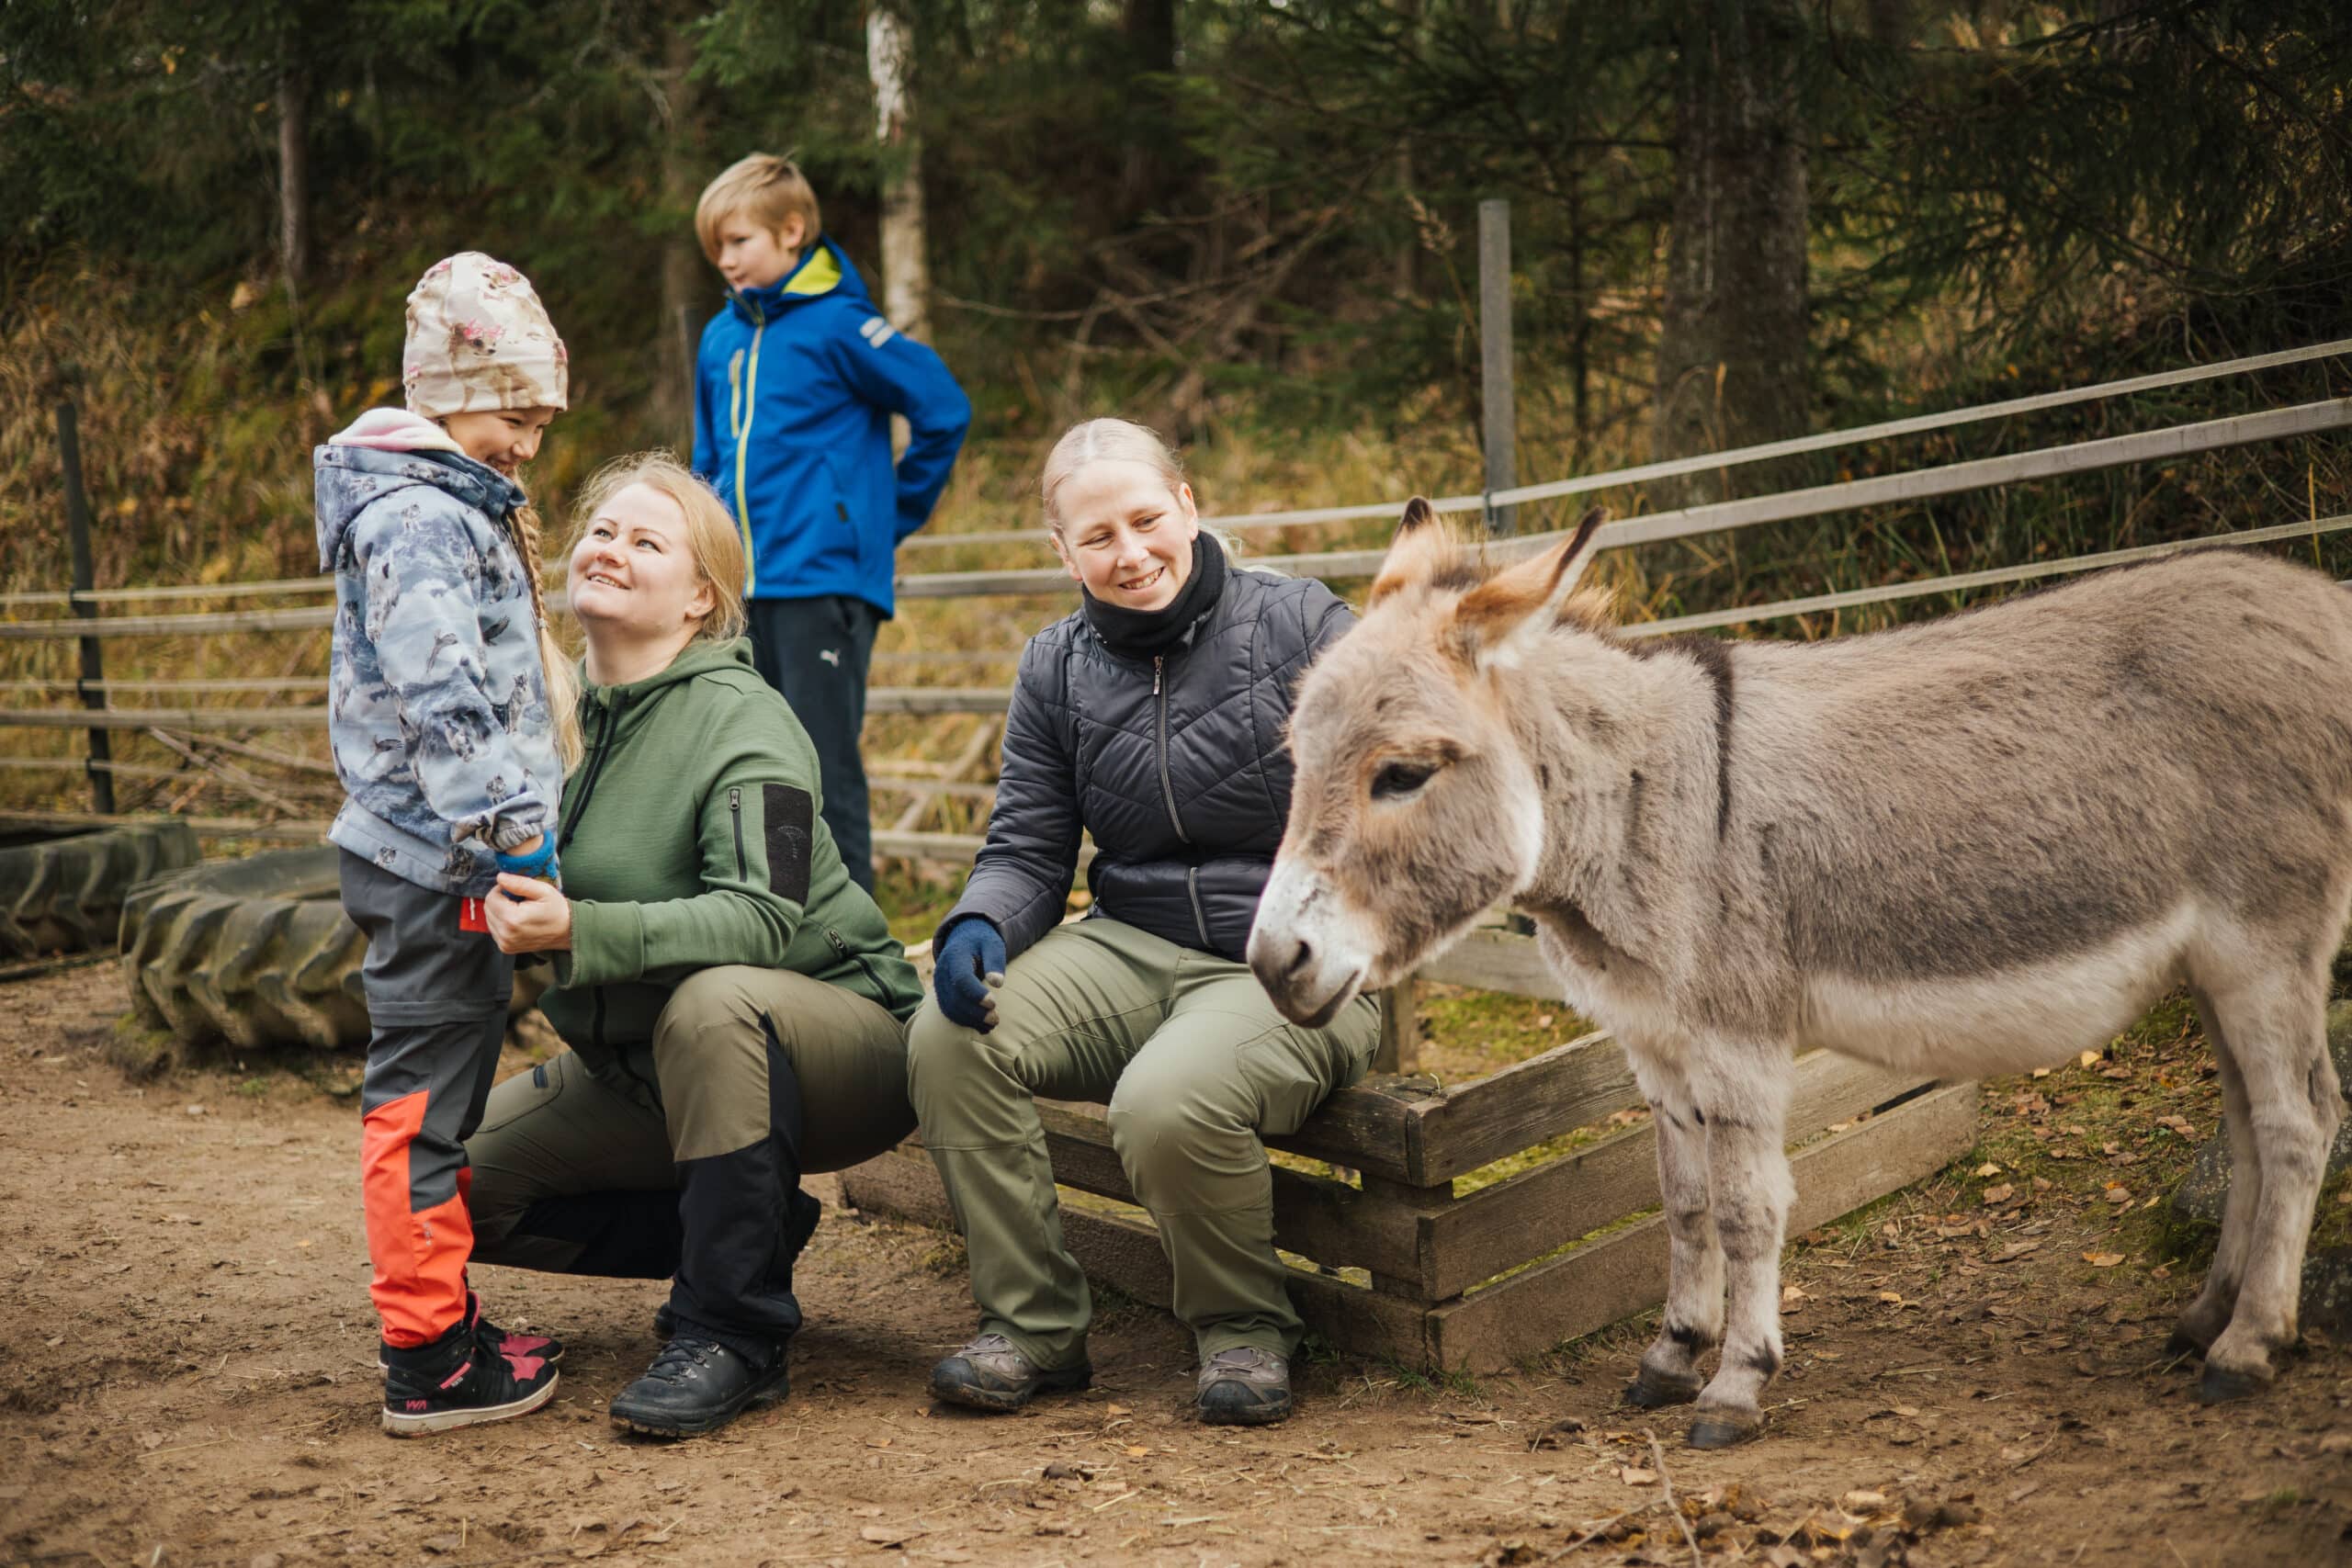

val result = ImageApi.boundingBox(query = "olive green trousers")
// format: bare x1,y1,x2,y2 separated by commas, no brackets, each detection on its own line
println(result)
906,917,1381,1369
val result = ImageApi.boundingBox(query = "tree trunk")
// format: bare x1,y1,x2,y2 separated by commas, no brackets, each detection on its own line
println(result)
655,28,703,449
1867,0,1912,49
1651,0,1809,484
277,65,311,289
867,6,931,342
1120,0,1180,220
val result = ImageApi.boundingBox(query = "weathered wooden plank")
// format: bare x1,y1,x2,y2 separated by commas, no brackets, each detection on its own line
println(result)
1412,927,1572,1001
0,705,328,730
0,604,336,639
865,686,1012,716
1422,1081,1979,1371
837,1145,956,1229
1419,1052,1934,1300
1407,1030,1636,1186
1373,978,1418,1074
1264,1074,1437,1185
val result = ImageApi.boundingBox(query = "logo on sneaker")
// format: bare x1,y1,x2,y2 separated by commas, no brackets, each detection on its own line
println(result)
819,648,841,666
405,1399,428,1412
502,1350,547,1380
437,1358,475,1391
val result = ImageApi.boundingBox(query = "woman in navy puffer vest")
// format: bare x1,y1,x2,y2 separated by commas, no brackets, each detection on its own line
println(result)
907,419,1380,1429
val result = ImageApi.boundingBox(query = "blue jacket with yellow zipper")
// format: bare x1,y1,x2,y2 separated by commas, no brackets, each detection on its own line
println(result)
690,236,971,616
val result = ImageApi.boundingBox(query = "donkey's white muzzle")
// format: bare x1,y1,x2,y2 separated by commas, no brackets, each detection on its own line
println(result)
1248,861,1374,1028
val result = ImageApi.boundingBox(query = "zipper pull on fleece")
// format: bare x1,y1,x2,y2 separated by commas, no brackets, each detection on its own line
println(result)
1153,656,1163,695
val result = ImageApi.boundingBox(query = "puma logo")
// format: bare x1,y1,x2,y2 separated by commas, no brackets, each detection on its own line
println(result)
819,648,841,667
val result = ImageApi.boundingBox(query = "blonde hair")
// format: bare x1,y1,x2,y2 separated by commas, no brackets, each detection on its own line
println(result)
566,453,750,650
695,153,822,264
504,499,584,772
1040,417,1242,558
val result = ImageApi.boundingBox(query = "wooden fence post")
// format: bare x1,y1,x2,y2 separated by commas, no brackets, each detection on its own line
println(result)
1477,197,1517,537
54,400,114,815
1374,976,1419,1076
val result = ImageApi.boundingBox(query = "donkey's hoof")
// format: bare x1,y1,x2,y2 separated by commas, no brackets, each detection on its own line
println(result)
1623,1368,1702,1410
1686,1410,1761,1450
2197,1363,2269,1404
2163,1327,2210,1361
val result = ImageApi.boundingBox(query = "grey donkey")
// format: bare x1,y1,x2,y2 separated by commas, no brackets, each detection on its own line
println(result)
1248,500,2350,1448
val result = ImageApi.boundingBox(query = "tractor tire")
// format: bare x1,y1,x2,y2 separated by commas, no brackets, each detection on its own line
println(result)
119,846,545,1053
0,819,200,959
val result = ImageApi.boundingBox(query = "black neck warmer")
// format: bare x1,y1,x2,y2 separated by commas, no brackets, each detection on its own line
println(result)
1080,533,1227,660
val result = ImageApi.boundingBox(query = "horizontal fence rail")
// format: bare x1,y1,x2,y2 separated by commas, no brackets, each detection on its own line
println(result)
3,514,2344,731
10,336,2346,611
892,398,2352,597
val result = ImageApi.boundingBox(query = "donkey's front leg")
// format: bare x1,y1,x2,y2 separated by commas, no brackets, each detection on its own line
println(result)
1688,1069,1793,1450
1625,1059,1723,1409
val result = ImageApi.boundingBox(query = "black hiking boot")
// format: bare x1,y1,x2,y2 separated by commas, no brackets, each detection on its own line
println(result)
380,1314,560,1438
609,1336,789,1438
1195,1347,1293,1426
930,1333,1092,1412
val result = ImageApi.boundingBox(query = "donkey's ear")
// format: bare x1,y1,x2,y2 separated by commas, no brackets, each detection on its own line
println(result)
1368,497,1453,605
1452,507,1609,670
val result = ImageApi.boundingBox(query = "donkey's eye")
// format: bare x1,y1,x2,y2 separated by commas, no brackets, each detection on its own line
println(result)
1372,761,1436,800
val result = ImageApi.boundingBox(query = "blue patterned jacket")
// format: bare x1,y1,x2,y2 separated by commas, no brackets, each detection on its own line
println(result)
314,443,562,896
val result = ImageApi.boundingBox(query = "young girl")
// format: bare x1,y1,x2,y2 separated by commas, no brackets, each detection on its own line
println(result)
315,252,579,1436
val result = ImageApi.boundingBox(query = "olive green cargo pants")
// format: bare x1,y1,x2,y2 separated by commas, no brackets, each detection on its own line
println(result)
465,965,914,1359
905,917,1381,1370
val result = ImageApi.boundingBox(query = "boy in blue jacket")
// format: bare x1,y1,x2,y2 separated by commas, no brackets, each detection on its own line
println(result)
691,152,972,892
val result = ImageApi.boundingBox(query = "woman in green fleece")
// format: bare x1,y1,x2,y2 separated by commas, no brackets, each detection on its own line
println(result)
463,453,922,1439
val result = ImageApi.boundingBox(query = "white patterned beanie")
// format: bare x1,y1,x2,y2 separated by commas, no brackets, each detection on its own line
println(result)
402,252,570,418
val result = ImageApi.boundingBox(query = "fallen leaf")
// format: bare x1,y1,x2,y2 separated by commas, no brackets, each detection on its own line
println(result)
1972,1162,2003,1178
1122,1445,1151,1457
1878,1292,1905,1306
1105,1403,1131,1416
2083,1252,2125,1268
2079,1050,2101,1068
859,1524,923,1546
1840,1489,1889,1513
865,1436,893,1449
1982,1184,2015,1205
1991,1241,2041,1263
1781,1284,1809,1304
1620,1467,1658,1485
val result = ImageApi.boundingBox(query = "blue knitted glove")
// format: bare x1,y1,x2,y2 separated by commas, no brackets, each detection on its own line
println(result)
494,835,560,894
933,917,1007,1033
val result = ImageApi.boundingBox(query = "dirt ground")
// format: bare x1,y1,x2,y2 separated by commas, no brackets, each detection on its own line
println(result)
4,963,2349,1568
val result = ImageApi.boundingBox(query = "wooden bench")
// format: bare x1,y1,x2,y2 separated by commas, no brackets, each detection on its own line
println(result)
841,923,1978,1371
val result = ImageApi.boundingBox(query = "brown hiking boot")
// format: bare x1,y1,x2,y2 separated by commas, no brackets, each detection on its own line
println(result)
929,1332,1091,1412
1196,1347,1292,1426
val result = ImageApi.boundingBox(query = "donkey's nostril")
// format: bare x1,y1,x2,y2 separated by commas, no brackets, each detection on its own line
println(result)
1283,938,1314,978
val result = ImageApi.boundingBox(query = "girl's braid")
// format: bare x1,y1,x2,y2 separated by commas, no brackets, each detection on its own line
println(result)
507,499,584,772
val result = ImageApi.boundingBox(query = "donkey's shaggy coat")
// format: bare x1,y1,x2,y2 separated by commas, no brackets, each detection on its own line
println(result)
1249,504,2350,1446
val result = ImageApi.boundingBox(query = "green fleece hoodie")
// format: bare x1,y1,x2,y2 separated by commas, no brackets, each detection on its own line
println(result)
541,637,921,1059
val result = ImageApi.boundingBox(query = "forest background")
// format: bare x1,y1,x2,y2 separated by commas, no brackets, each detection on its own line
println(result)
6,0,2352,832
